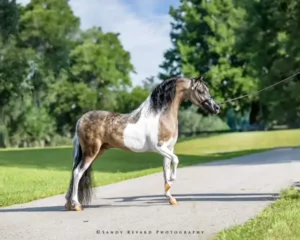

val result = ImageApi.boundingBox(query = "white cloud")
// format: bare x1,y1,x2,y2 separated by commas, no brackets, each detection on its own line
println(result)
17,0,175,86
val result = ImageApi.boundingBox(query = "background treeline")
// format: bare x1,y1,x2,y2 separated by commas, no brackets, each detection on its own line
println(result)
0,0,299,148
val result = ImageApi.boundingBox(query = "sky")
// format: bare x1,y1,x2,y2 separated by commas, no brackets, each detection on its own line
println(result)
17,0,180,86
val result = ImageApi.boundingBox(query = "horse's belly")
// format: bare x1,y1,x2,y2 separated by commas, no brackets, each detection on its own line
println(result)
123,121,158,152
123,128,151,152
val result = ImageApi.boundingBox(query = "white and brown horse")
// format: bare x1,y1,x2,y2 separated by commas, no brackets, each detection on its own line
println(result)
65,76,220,211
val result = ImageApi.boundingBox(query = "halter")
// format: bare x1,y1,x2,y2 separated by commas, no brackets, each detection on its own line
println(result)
190,76,213,107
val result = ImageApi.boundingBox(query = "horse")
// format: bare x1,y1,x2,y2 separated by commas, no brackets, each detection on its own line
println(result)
64,76,221,211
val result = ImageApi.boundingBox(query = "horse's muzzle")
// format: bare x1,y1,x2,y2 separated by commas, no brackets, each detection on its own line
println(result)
213,103,220,114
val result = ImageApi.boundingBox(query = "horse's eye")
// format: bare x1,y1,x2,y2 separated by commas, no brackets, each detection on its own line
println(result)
198,88,204,94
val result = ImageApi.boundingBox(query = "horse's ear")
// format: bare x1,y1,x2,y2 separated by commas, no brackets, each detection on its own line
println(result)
196,75,204,81
192,76,201,82
200,72,207,80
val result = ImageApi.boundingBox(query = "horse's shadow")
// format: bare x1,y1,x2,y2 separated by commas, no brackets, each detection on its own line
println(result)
0,204,149,213
103,192,279,203
0,192,279,213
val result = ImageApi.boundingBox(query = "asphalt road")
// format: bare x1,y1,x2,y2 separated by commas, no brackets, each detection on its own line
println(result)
1,147,300,240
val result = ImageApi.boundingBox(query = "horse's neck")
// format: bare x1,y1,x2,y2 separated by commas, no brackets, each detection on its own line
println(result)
130,92,183,119
165,93,184,120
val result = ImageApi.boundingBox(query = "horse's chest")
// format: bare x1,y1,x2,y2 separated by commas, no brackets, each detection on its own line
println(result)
158,117,177,142
123,116,160,152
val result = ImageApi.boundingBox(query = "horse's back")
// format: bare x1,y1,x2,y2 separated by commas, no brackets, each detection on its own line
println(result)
76,110,114,140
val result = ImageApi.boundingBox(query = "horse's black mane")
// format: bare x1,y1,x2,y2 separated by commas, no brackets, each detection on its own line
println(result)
149,77,181,113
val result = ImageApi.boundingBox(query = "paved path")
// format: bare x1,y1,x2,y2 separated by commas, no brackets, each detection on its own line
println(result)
1,147,300,240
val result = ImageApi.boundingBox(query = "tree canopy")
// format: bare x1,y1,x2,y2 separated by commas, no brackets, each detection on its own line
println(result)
0,0,135,147
159,0,300,128
1,0,299,147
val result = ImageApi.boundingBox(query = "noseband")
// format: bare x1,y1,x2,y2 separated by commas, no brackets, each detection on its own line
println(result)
200,98,209,105
199,96,212,106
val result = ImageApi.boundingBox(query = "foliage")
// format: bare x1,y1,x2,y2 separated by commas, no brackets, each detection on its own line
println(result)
1,0,300,147
115,86,150,113
178,105,229,137
159,0,300,128
0,0,135,147
235,0,300,127
159,0,257,113
0,0,19,40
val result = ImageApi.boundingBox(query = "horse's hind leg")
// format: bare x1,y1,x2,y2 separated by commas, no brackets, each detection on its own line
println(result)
66,139,102,211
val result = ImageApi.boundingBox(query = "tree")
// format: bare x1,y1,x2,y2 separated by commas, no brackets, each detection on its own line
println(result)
19,0,80,73
47,27,135,134
236,0,300,127
69,27,134,110
159,0,257,116
70,28,133,88
0,1,37,147
0,0,25,110
1,0,82,142
46,70,99,135
115,86,150,113
15,0,81,108
0,0,19,40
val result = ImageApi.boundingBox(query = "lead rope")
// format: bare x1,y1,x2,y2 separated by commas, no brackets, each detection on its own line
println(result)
218,71,300,105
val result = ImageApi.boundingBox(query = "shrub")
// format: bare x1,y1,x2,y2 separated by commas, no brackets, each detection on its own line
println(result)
178,106,229,137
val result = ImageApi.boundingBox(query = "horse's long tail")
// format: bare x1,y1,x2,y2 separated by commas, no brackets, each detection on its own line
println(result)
68,121,93,205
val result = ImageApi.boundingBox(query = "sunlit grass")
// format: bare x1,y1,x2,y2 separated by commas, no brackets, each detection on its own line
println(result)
215,187,300,240
176,129,300,155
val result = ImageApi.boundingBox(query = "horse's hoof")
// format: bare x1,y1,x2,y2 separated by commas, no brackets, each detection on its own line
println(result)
70,202,83,211
64,202,72,211
165,183,171,192
169,198,178,205
74,205,83,211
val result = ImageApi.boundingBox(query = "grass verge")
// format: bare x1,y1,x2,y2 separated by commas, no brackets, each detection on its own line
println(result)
214,187,300,240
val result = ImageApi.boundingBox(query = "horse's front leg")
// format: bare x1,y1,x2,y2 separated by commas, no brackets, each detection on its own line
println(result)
157,146,179,205
163,157,173,201
169,147,178,182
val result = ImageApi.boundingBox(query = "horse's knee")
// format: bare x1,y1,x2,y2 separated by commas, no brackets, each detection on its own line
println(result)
172,155,179,165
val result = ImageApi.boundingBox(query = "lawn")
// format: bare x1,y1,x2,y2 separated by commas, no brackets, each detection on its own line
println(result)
0,129,300,207
214,187,300,240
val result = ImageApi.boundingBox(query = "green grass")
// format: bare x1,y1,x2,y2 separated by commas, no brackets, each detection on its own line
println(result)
215,188,300,240
0,129,300,207
176,129,300,155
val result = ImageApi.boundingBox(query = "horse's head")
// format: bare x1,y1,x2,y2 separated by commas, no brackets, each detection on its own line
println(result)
188,76,220,114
